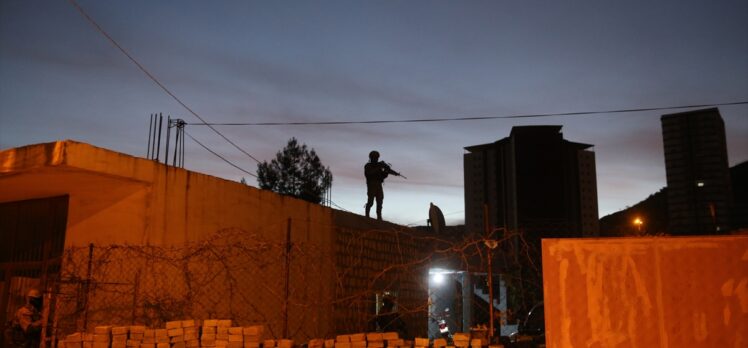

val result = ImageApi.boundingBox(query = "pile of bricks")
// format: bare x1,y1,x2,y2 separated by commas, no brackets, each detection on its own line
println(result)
60,325,501,348
324,332,411,348
60,321,267,348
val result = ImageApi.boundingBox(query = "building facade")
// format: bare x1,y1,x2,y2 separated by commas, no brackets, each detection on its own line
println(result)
0,141,428,341
463,125,599,239
661,108,732,234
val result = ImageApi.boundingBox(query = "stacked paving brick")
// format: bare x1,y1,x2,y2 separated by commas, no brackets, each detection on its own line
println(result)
61,325,510,348
94,327,112,348
242,325,264,348
413,338,429,348
111,327,129,348
452,333,469,348
308,339,324,348
128,326,145,348
334,334,350,348
364,333,381,348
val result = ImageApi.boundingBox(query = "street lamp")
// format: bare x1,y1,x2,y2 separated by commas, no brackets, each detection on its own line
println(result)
484,236,500,342
633,217,643,234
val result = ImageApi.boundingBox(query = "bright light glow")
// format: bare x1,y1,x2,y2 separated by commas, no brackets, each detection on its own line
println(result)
432,273,445,284
633,217,643,226
697,181,705,187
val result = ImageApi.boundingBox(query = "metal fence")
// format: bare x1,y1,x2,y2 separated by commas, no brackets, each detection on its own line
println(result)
42,226,542,344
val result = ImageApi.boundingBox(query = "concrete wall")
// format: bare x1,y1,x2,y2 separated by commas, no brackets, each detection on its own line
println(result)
1,141,429,340
0,140,335,247
542,236,748,348
1,141,337,337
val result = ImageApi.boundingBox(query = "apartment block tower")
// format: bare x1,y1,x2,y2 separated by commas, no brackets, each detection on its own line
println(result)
463,125,599,241
661,108,732,234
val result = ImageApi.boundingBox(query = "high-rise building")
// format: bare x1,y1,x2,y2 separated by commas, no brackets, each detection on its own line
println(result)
463,125,599,240
661,108,732,234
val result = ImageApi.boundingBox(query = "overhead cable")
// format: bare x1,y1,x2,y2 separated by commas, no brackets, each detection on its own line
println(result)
184,131,257,177
67,0,261,163
187,100,748,126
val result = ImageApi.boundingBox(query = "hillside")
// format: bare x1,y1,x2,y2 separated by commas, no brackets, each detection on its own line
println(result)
600,161,748,236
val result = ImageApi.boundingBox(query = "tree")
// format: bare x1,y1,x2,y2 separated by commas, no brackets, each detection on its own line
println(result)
257,137,333,204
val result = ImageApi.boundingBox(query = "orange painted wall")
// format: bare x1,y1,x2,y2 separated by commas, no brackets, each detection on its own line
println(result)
1,141,334,246
1,141,337,337
542,236,748,348
1,141,429,338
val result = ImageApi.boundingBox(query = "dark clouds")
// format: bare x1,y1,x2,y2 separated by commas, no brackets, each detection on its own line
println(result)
1,0,747,224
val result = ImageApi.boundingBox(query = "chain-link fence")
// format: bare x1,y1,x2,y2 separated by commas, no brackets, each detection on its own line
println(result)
45,224,542,344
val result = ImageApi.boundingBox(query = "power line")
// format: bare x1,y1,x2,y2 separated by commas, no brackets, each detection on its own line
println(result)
187,100,748,126
184,131,257,177
329,201,353,213
67,0,261,164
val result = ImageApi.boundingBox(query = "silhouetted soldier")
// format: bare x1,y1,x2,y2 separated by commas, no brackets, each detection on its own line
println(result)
4,288,43,348
369,295,407,338
365,151,401,220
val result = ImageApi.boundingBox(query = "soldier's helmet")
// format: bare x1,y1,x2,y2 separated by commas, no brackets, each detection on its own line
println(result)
26,288,42,299
369,151,380,161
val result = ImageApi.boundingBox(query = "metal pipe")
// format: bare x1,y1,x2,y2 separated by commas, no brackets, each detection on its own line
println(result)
172,123,179,166
156,114,163,162
150,114,153,158
181,124,185,167
165,115,171,166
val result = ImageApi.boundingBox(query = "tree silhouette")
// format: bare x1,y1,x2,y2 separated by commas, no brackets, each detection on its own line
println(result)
257,137,332,204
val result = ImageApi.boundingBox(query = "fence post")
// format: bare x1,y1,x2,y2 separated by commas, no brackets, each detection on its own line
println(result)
283,218,291,338
83,243,94,332
132,269,141,324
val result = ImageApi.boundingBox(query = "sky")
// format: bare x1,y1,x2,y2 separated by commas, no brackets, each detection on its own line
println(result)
1,0,747,226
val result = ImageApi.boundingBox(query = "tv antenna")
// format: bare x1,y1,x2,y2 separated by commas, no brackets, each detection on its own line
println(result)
146,113,186,168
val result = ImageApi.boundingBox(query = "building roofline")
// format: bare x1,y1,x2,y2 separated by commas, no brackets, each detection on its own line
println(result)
464,125,593,152
661,107,720,119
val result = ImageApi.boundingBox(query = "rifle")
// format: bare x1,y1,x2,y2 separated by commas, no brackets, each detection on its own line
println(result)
385,162,407,179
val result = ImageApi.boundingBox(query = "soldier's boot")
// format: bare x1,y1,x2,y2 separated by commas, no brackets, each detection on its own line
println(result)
376,207,382,221
365,203,372,218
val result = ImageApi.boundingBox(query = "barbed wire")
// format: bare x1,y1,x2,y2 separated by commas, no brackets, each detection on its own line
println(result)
48,224,544,344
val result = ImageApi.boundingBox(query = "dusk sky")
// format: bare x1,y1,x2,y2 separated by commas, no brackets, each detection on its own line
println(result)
1,1,747,226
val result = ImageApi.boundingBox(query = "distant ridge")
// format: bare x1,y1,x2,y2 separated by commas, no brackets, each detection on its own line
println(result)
600,161,748,236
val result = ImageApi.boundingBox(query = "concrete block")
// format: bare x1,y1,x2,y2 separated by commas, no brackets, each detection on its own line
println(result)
382,333,398,341
95,327,112,335
130,326,146,334
165,321,182,330
349,334,365,342
112,327,129,336
414,338,429,347
167,328,183,337
542,236,748,348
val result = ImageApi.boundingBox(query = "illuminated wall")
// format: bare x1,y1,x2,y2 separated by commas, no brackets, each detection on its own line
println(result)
542,236,748,348
0,141,427,339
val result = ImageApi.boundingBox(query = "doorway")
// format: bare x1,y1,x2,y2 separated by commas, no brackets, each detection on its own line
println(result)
0,195,68,327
